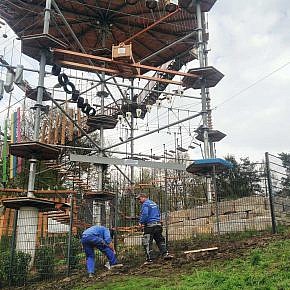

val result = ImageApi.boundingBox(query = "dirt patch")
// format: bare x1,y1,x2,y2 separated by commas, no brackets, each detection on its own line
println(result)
15,233,289,290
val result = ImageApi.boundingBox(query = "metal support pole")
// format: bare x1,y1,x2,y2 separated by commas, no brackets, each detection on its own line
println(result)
196,0,211,202
212,166,220,236
66,194,74,276
130,79,135,217
202,13,214,158
196,0,209,159
265,152,277,234
8,209,18,287
113,175,119,252
27,0,51,197
164,169,169,246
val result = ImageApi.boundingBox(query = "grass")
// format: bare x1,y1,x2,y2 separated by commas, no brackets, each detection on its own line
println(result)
75,238,290,290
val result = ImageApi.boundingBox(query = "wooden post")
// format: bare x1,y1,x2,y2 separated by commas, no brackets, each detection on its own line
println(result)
69,109,74,141
77,109,81,137
61,112,67,145
54,114,60,144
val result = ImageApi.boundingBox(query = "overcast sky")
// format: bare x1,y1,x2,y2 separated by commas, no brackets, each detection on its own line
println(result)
1,0,290,163
208,0,290,161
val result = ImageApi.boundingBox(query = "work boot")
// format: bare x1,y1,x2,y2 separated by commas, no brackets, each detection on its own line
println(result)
104,262,111,270
105,262,124,270
163,252,174,260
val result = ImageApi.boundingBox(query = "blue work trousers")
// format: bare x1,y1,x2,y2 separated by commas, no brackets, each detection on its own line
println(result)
81,235,117,274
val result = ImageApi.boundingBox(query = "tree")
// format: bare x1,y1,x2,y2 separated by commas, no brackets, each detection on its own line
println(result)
278,152,290,196
216,155,263,199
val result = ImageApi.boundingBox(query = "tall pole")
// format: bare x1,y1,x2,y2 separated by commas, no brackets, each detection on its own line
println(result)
196,0,211,202
66,194,74,276
202,13,214,159
27,0,51,197
16,0,52,265
130,78,135,217
196,0,209,159
98,28,107,225
265,152,277,234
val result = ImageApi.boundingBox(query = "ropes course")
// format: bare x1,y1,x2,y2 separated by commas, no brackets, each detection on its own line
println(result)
0,1,231,273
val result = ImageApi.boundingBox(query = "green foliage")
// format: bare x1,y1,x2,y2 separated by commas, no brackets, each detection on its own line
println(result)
250,250,261,266
216,155,264,199
278,152,290,196
35,245,55,279
0,235,11,251
67,236,82,270
0,250,31,286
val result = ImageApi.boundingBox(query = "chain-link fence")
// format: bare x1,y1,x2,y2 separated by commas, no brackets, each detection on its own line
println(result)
265,152,290,233
0,156,279,287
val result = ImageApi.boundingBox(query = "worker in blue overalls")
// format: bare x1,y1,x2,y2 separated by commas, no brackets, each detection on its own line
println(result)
81,225,122,277
136,193,173,264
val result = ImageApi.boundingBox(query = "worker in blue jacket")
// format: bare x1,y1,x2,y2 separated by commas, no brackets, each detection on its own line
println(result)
137,193,173,264
81,225,122,277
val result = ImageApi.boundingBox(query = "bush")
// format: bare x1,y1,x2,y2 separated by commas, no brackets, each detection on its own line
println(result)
67,236,82,270
35,246,55,279
0,235,11,251
0,250,31,286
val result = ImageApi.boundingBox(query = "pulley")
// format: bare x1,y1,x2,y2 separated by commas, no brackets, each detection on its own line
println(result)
126,111,132,119
136,108,142,118
146,104,152,113
15,64,24,84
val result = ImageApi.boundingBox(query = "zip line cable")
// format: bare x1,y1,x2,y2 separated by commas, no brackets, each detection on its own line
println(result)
213,61,290,110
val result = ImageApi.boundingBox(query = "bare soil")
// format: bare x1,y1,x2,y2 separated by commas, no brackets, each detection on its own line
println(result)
16,232,288,290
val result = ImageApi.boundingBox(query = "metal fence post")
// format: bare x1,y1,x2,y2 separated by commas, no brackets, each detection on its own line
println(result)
265,152,277,234
212,166,220,236
164,169,169,246
8,209,18,287
67,194,74,276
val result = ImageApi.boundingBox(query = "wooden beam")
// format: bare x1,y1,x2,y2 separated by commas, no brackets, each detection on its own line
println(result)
58,60,182,85
53,48,198,78
123,8,181,44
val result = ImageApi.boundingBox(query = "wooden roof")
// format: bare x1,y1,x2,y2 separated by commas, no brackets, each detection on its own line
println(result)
0,0,216,68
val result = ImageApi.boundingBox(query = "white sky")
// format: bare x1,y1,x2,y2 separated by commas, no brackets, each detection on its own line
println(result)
1,0,290,163
208,0,290,161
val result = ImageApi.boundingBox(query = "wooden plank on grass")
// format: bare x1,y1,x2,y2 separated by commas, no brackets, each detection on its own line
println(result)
184,247,218,254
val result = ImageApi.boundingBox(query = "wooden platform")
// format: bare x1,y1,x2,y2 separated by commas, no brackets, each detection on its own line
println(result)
195,129,226,143
1,197,70,211
9,142,60,160
182,66,224,89
84,191,115,201
26,87,51,101
21,33,67,62
87,115,118,129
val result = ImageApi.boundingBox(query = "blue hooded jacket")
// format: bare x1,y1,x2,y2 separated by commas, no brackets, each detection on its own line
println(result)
82,225,112,244
139,199,161,224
